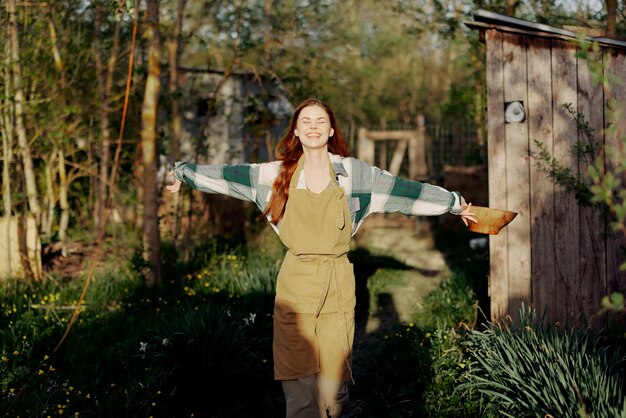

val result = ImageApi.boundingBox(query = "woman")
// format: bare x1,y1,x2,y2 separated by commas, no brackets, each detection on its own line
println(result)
167,98,476,418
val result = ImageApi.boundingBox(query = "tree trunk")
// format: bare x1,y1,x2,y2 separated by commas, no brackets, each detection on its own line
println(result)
1,49,13,276
134,141,143,230
7,0,41,227
167,0,187,242
505,0,518,16
93,6,111,232
46,4,67,88
58,148,69,256
141,0,162,287
46,3,74,251
42,152,56,238
605,0,617,36
262,0,273,160
93,6,120,233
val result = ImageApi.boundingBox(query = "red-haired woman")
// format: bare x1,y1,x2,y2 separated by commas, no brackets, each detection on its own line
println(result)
168,98,476,418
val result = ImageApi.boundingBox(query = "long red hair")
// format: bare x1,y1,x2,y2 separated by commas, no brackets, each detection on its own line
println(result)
261,98,350,225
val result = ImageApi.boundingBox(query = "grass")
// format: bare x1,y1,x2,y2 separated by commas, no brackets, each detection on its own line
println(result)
2,228,624,417
0,238,283,417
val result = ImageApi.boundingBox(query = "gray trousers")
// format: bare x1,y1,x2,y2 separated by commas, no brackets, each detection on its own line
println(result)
281,374,349,418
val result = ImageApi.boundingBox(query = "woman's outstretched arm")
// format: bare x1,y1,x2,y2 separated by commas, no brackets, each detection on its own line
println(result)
349,157,476,226
166,161,280,212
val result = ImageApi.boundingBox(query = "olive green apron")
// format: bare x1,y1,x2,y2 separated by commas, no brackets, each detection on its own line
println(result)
273,155,355,382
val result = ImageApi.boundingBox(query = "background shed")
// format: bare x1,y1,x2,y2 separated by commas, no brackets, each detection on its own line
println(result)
467,10,626,326
158,70,293,241
168,68,293,166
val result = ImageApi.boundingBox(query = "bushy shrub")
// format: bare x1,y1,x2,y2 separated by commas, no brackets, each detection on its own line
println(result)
460,308,626,418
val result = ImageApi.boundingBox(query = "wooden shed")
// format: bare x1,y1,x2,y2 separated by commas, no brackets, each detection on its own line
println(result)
467,10,626,326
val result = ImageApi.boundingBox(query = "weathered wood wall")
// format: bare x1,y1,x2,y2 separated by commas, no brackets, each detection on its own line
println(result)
485,29,626,326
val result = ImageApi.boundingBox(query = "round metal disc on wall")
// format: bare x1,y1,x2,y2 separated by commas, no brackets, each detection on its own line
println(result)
505,101,526,123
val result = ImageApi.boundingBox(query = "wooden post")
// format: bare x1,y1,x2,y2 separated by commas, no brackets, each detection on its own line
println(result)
388,139,408,176
380,119,387,170
409,114,428,180
357,127,374,166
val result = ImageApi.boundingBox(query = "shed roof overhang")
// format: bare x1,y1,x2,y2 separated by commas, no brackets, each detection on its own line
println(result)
465,9,626,50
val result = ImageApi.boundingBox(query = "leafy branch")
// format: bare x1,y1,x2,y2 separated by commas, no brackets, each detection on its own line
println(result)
533,138,593,205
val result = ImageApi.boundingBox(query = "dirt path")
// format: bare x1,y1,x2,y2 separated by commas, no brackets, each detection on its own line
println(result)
355,216,449,332
342,216,450,416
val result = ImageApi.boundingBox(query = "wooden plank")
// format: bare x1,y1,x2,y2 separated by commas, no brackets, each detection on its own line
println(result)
552,40,580,326
486,29,509,321
388,140,408,176
366,130,418,141
502,32,532,321
527,37,556,325
577,48,607,328
466,20,626,50
605,50,626,310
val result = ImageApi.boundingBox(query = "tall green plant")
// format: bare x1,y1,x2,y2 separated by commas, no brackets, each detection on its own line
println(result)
459,307,626,417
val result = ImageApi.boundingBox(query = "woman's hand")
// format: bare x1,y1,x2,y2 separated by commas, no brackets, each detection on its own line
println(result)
459,197,477,227
166,171,182,193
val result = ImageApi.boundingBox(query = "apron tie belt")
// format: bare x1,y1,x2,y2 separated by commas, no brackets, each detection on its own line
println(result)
297,254,354,383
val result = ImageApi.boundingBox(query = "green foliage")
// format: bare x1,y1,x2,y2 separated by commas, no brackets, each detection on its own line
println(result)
533,137,594,204
424,328,485,417
142,303,275,417
0,267,154,416
353,324,432,417
0,242,283,416
414,270,484,417
365,268,410,313
602,292,626,313
459,307,626,418
533,102,600,206
413,271,477,330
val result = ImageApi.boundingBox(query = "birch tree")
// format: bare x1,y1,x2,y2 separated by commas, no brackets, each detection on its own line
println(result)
94,4,122,232
165,0,188,241
6,0,41,227
141,0,163,287
1,42,14,277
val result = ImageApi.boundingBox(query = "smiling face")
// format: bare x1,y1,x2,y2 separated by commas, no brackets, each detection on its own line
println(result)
294,105,335,151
